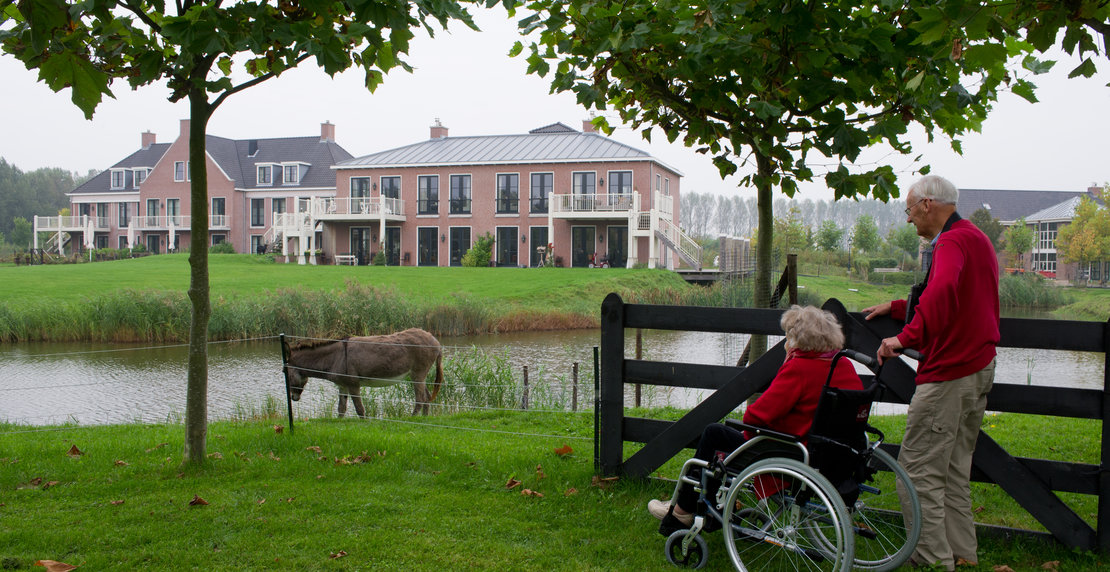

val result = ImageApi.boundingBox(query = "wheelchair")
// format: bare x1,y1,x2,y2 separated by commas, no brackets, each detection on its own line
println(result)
660,350,922,571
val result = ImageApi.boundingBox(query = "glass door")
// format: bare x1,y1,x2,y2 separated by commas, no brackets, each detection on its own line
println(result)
449,227,470,267
530,227,548,267
496,227,518,267
384,227,400,266
607,226,628,268
351,227,372,265
418,227,438,266
571,226,595,268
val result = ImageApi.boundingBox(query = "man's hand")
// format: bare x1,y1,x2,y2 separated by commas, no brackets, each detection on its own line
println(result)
877,335,904,365
861,301,892,321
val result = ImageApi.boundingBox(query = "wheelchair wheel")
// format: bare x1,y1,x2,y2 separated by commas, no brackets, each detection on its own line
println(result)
848,448,922,571
664,529,708,569
722,458,854,572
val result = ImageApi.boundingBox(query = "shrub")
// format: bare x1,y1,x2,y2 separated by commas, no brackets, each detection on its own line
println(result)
372,250,386,266
210,242,236,254
461,232,494,267
999,272,1070,309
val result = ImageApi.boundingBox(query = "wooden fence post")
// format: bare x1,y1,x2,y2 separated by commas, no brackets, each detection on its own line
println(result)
1099,318,1110,551
278,334,294,434
572,362,579,412
599,293,626,476
521,365,529,410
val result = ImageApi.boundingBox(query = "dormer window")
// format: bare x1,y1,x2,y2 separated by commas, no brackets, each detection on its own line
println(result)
133,168,148,188
110,169,125,190
281,162,308,185
257,164,273,186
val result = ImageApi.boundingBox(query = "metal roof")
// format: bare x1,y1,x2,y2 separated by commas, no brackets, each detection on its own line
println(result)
1024,196,1087,222
337,128,680,174
956,188,1093,223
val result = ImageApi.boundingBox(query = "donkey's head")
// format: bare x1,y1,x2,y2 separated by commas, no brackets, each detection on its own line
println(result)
285,363,309,401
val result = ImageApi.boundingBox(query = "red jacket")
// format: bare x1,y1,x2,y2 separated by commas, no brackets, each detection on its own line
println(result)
891,218,1000,384
744,350,864,438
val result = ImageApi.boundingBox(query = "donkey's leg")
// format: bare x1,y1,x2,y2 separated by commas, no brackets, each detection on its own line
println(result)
352,393,367,419
411,367,432,416
337,391,348,418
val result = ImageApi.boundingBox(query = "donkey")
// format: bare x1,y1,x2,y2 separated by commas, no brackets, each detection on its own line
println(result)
284,328,444,416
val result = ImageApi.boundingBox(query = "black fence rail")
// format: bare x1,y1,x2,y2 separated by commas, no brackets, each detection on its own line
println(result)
597,293,1110,551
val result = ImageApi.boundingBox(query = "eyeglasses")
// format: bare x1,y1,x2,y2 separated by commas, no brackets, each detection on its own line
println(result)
904,197,929,216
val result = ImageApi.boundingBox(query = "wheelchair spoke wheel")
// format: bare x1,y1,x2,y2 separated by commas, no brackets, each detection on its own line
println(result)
723,458,854,572
848,447,922,571
665,530,708,569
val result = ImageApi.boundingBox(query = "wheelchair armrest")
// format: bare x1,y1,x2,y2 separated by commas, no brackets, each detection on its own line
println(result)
864,424,886,444
723,419,803,443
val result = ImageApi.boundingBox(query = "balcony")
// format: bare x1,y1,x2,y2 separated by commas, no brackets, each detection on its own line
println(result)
313,196,405,221
136,215,190,230
550,193,637,219
210,214,230,230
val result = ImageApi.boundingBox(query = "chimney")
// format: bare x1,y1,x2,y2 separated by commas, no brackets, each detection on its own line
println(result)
430,118,448,139
321,121,335,142
582,118,597,133
141,131,157,149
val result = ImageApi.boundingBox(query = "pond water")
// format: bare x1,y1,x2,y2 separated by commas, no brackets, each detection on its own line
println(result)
0,327,1103,426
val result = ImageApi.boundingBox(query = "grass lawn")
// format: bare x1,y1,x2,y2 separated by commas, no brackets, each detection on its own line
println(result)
1,412,1102,571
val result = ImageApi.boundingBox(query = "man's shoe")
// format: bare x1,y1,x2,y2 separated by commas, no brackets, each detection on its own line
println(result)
648,499,672,520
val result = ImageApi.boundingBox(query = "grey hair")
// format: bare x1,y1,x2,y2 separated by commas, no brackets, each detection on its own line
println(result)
908,174,959,205
780,305,845,353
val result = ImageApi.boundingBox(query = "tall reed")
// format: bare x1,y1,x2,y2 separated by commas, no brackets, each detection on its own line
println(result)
999,272,1071,309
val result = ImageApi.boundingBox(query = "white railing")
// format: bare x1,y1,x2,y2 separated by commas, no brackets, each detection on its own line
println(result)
551,192,637,214
272,211,314,235
655,190,674,219
94,216,111,229
136,215,190,229
656,217,702,270
34,215,87,231
210,214,230,229
316,196,405,217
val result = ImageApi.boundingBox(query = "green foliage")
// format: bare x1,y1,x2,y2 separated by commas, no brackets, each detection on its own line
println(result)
372,249,387,266
969,207,1005,249
999,272,1070,309
208,242,236,254
9,217,31,250
772,206,809,261
815,220,844,252
0,159,76,240
886,224,920,259
1003,217,1035,265
851,215,881,253
1056,196,1110,270
461,232,495,268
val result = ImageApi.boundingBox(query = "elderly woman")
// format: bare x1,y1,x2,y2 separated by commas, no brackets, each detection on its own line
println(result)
648,305,864,532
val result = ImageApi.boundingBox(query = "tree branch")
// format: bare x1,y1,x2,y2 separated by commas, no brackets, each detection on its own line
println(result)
122,0,162,32
210,53,312,110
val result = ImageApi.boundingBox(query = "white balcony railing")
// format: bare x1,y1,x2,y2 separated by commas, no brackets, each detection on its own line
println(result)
136,215,190,229
316,196,405,217
210,214,230,229
550,193,636,214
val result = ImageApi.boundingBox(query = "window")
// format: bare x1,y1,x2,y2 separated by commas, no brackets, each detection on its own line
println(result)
166,198,180,225
212,197,226,227
380,176,400,199
351,177,371,214
174,161,186,182
257,165,272,186
665,177,670,195
1034,252,1057,273
118,203,130,228
250,235,264,254
572,172,596,195
211,234,226,246
250,198,265,227
418,175,439,215
272,198,286,215
496,174,519,214
449,175,471,214
95,236,108,249
608,171,632,206
133,168,147,188
530,173,552,214
146,198,159,226
1038,222,1058,251
118,235,128,249
110,170,125,190
656,174,661,191
283,164,300,185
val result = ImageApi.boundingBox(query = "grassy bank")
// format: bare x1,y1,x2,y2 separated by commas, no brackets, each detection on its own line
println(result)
0,412,1100,571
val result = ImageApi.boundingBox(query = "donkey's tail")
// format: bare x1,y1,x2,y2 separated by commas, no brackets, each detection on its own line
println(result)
429,351,444,403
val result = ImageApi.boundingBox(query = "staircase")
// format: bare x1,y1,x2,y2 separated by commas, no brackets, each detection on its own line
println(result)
45,232,69,255
655,218,702,270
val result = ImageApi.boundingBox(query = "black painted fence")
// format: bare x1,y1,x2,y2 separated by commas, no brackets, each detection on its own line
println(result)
597,293,1110,551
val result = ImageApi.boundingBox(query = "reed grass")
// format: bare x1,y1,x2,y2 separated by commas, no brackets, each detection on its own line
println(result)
998,272,1072,309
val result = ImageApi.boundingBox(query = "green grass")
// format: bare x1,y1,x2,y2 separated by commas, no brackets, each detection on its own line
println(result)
0,412,1102,571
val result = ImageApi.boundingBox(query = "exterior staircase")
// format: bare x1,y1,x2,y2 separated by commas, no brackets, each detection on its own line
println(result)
655,217,702,270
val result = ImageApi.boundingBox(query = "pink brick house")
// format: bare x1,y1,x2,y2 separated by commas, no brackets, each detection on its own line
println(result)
273,120,699,268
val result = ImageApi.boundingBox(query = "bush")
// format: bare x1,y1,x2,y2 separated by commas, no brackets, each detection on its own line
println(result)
210,242,236,254
461,232,494,267
372,250,387,266
999,272,1070,309
866,257,899,269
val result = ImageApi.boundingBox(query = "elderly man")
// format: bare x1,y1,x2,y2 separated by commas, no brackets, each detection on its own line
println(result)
862,175,999,571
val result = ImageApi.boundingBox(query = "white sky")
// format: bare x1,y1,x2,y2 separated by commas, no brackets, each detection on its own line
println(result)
1,8,1108,201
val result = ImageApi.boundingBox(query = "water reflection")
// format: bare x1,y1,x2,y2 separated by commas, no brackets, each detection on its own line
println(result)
0,326,1103,426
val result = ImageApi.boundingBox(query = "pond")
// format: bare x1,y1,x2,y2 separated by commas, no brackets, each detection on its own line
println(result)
0,327,1103,426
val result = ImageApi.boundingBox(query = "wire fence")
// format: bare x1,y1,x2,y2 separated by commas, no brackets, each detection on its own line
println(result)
0,334,608,442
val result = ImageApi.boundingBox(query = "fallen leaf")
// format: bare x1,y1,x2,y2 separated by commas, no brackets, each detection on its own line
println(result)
521,488,544,498
564,488,578,496
146,443,169,452
306,446,322,453
34,560,78,572
318,456,329,462
973,505,985,513
285,497,295,503
329,551,347,559
268,452,280,461
114,460,129,466
591,475,619,489
535,464,547,480
207,452,223,460
42,481,60,489
111,500,125,506
992,566,1015,572
505,477,522,490
554,445,573,456
257,498,266,505
188,495,209,507
1042,562,1060,571
316,475,324,479
66,445,84,458
273,425,284,434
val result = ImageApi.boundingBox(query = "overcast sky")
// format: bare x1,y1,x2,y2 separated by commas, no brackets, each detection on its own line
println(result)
2,8,1108,202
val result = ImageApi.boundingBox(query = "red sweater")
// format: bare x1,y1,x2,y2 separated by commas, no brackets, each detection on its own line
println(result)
743,350,864,438
891,218,1000,384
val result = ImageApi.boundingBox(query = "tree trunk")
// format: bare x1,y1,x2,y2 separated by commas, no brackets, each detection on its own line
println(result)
183,91,213,465
749,151,775,361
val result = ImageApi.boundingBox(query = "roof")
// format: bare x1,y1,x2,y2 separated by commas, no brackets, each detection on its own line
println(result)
956,189,1092,223
69,134,353,196
70,143,171,195
337,125,681,174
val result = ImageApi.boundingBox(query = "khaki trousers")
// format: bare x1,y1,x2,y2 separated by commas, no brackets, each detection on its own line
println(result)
897,359,995,571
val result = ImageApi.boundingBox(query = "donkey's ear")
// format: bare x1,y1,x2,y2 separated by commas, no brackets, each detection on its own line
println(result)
821,298,853,347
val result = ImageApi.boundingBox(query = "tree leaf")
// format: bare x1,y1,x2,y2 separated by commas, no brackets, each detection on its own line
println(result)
65,445,84,457
34,560,78,572
553,444,573,456
188,495,208,506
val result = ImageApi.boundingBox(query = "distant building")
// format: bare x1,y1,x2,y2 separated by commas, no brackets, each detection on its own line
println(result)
272,120,697,268
35,120,352,256
958,187,1105,282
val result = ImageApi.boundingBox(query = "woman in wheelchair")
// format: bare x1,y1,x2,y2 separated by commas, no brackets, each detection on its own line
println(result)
648,305,864,532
